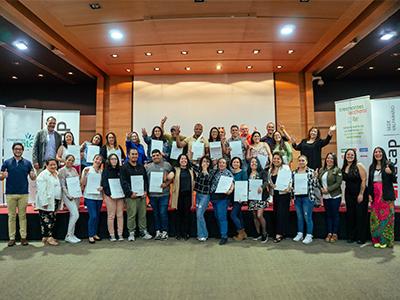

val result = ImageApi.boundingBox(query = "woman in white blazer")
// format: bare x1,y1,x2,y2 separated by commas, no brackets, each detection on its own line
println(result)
36,159,62,246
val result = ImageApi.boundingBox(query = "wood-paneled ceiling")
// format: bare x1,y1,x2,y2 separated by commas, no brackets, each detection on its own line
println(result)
1,0,400,76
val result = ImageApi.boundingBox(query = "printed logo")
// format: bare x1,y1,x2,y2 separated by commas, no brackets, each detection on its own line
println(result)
22,133,35,149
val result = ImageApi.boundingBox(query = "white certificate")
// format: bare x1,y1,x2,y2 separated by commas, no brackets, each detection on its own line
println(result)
109,178,125,199
85,173,101,194
209,142,222,160
257,154,268,169
275,165,292,191
65,145,81,166
170,141,183,160
66,176,82,198
229,141,243,159
215,175,233,193
149,172,163,193
234,181,248,202
131,175,144,196
248,179,263,201
192,141,204,160
294,173,308,195
86,145,100,163
151,139,164,153
108,148,122,163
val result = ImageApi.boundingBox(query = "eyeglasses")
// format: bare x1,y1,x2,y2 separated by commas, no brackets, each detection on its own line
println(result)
13,148,23,151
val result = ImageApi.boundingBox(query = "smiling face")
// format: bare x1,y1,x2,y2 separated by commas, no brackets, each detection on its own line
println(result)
65,155,75,168
267,122,275,135
107,134,115,146
325,154,334,168
131,132,139,143
46,160,58,173
345,150,356,163
12,145,24,158
374,148,383,161
65,133,74,145
46,118,56,132
218,158,227,171
92,134,101,145
273,131,282,142
201,157,211,169
272,154,282,168
129,149,138,163
179,155,188,168
109,155,119,167
231,158,241,170
309,128,318,139
154,127,162,138
231,126,239,138
210,128,219,140
93,155,103,167
252,132,261,144
194,124,203,137
240,125,249,136
152,152,162,164
250,158,258,171
297,156,307,169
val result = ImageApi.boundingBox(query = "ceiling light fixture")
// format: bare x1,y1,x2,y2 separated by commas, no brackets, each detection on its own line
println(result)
216,50,224,54
109,29,124,40
368,66,374,70
185,66,191,71
277,65,283,69
11,76,18,80
288,49,294,54
280,24,295,35
126,68,131,72
111,54,118,58
89,3,101,9
337,65,344,69
216,64,222,70
181,50,189,55
13,61,20,65
145,52,152,56
253,49,260,54
68,71,74,75
391,52,400,57
13,41,28,50
380,31,397,41
154,67,160,71
38,74,44,78
246,65,253,69
397,67,400,71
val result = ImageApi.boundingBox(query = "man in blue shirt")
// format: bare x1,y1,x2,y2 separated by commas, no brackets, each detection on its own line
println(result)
0,143,36,246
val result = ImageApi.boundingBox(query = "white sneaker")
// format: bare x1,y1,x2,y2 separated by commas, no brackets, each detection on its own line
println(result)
197,237,207,242
293,232,303,242
302,234,313,245
65,235,78,244
72,235,81,243
154,230,162,240
128,233,135,242
109,235,117,242
160,231,168,240
118,236,124,241
141,230,152,240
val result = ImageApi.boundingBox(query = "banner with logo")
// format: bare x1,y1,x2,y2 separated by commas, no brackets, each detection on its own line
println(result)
3,108,42,204
335,96,372,168
0,106,4,204
371,98,400,205
42,110,80,144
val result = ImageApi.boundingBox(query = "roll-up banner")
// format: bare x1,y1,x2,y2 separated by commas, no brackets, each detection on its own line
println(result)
42,110,80,144
0,106,4,204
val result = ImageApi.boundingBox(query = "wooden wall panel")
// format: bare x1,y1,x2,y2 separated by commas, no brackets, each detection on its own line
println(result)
80,115,96,143
314,111,337,162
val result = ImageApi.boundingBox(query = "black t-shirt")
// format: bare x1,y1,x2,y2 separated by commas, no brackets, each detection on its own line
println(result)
179,168,192,192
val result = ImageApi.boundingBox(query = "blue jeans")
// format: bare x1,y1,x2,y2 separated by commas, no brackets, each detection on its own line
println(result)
324,197,341,234
230,202,244,231
85,198,103,237
211,199,229,239
294,195,314,235
196,193,210,238
149,195,169,232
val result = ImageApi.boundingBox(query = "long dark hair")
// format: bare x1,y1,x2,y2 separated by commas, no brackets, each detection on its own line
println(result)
62,131,75,148
91,133,103,146
341,148,358,176
270,152,284,174
151,126,165,141
105,132,118,148
208,127,221,142
247,157,263,177
272,131,287,152
322,152,338,170
177,153,191,170
199,156,212,172
369,146,389,174
250,131,262,145
307,127,321,141
105,153,120,170
230,157,243,170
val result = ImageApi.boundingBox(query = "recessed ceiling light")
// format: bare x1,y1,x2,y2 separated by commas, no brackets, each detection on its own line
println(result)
280,24,295,35
246,65,253,69
11,76,18,80
253,49,260,54
185,66,191,71
126,68,131,72
368,66,374,70
181,50,189,55
109,29,124,40
145,52,152,56
288,49,294,54
216,64,222,70
397,67,400,71
38,74,44,78
216,49,224,54
13,61,21,65
111,54,118,58
380,31,397,41
13,41,28,50
337,65,344,69
392,52,400,57
154,67,160,71
67,71,74,75
277,65,283,69
89,3,101,9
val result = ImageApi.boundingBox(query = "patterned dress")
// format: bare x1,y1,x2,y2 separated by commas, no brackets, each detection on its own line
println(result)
248,171,268,210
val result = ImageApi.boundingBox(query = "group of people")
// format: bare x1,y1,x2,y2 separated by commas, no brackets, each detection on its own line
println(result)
0,116,397,249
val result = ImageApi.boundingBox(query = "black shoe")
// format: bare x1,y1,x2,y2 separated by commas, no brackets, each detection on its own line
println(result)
175,235,182,240
347,239,355,243
184,235,190,241
93,236,102,241
356,240,365,245
219,238,228,245
88,237,96,244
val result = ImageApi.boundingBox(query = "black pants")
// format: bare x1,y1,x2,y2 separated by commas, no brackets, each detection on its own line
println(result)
38,200,60,238
273,193,291,236
176,191,192,237
345,191,369,242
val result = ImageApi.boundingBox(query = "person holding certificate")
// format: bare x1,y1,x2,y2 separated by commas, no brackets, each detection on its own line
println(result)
36,159,62,246
101,154,124,241
120,148,152,241
171,154,195,240
175,123,209,163
318,153,343,243
230,157,248,241
208,127,226,166
56,131,80,172
142,126,170,161
193,156,212,242
247,157,269,243
80,133,103,169
145,149,174,240
125,131,147,165
58,154,81,244
269,153,292,243
81,154,103,244
246,131,272,169
271,131,293,165
100,132,126,166
210,158,234,245
159,117,187,167
292,155,318,245
224,125,248,167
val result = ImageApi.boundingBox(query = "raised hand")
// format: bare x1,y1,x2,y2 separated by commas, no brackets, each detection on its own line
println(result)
141,128,148,136
385,162,392,174
161,116,167,124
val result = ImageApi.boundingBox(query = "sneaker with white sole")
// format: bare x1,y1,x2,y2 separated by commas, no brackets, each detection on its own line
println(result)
197,237,207,242
293,232,303,242
302,234,313,245
65,235,79,244
72,236,81,243
128,233,135,242
141,230,153,240
118,236,124,241
154,230,162,240
253,235,262,241
109,235,117,242
160,231,168,240
261,234,269,244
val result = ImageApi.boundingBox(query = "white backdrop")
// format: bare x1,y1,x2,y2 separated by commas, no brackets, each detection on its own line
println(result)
42,110,80,144
133,73,275,136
